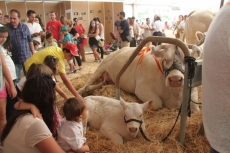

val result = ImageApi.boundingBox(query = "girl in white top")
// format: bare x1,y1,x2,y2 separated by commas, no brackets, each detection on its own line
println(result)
57,97,90,153
1,74,65,153
0,24,17,138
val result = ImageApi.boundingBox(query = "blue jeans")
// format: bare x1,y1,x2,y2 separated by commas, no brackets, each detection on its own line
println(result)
15,63,26,83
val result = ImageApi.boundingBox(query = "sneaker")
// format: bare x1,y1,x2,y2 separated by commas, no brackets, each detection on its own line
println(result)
94,59,98,63
99,58,103,63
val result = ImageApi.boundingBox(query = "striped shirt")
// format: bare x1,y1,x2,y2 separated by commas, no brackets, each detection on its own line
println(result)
6,23,32,64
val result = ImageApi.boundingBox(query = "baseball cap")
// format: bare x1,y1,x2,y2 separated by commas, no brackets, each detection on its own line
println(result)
60,25,68,31
63,43,78,56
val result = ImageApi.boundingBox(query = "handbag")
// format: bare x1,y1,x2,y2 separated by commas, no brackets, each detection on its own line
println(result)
126,35,132,42
98,39,104,47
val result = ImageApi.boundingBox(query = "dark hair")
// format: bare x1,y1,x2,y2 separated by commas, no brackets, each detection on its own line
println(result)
146,18,150,21
93,17,101,23
63,97,86,121
26,10,36,16
43,55,59,75
1,74,56,143
62,48,71,54
33,40,40,46
0,25,11,51
88,20,97,34
4,15,9,19
35,15,44,29
46,32,53,39
73,17,78,22
9,9,20,18
119,11,125,17
132,16,135,19
26,63,53,80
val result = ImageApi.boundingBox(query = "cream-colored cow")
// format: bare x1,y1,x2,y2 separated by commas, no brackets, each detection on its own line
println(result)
78,44,201,112
184,10,216,44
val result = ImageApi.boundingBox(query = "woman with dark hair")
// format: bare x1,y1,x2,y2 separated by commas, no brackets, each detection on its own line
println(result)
35,15,45,31
1,74,65,153
73,18,87,62
88,20,101,62
93,17,105,60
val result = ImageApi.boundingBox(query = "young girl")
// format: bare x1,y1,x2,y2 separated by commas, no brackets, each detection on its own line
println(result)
88,20,101,63
1,74,65,153
57,97,90,153
0,24,17,137
15,63,64,137
45,32,58,47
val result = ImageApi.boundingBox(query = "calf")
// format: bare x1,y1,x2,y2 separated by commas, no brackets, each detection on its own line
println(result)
84,96,153,144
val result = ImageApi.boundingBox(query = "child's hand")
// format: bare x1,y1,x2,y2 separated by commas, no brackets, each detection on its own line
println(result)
30,104,43,119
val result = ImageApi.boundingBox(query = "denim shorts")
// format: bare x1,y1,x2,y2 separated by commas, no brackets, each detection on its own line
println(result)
90,45,98,49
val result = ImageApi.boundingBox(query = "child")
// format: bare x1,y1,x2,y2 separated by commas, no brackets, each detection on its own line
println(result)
57,97,90,153
60,25,77,74
0,24,17,137
32,40,40,53
67,20,82,70
45,32,58,47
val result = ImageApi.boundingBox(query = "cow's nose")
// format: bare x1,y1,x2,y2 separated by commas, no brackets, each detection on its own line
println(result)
168,76,183,87
129,127,138,133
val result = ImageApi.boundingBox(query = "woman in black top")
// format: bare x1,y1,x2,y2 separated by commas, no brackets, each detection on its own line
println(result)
88,20,101,63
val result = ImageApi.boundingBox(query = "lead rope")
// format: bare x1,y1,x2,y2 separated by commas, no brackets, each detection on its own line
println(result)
162,56,196,142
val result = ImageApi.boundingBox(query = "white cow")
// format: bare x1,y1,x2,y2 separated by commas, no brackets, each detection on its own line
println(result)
184,10,216,44
78,44,201,112
84,96,153,144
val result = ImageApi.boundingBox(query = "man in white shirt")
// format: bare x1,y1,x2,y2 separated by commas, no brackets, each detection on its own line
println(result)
140,18,153,46
152,15,164,46
25,10,45,50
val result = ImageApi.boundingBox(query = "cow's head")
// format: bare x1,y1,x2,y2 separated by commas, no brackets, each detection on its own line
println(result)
151,44,185,89
120,98,153,138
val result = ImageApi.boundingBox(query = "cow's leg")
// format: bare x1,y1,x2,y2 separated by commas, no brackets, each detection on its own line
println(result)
78,69,106,95
190,87,200,112
135,88,162,110
86,82,104,92
99,124,123,144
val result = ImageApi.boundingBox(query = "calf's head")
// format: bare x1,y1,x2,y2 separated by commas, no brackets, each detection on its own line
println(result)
151,44,185,89
120,98,153,138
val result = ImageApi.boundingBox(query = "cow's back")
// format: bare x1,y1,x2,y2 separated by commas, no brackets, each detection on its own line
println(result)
185,10,217,44
103,47,163,94
85,96,124,130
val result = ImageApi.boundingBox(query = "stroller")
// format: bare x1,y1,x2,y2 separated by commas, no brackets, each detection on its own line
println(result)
105,32,121,52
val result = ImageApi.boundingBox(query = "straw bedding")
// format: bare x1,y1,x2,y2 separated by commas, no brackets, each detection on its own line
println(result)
55,64,209,153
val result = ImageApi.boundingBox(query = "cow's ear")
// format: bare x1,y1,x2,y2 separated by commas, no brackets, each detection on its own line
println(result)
142,100,153,111
120,97,127,109
195,31,205,41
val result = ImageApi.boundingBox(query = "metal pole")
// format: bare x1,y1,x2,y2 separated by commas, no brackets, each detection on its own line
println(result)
178,63,190,145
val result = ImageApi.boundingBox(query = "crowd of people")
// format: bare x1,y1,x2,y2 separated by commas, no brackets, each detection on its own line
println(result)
0,8,187,152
